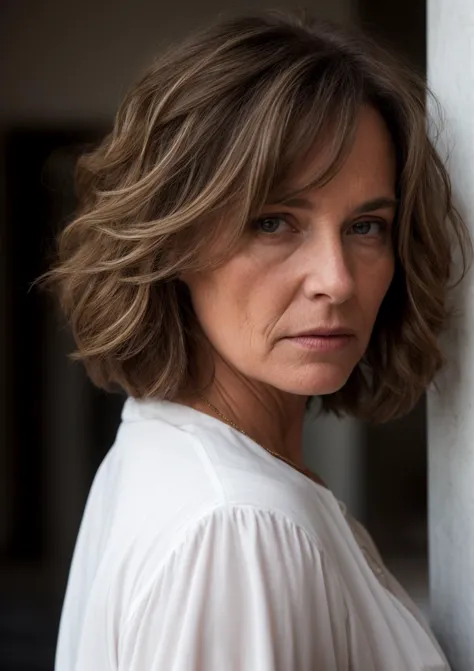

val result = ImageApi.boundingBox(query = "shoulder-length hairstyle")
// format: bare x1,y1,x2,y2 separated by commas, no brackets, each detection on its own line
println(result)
44,12,471,423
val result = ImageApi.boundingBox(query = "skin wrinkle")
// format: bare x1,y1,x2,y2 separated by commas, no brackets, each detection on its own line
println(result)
181,105,397,473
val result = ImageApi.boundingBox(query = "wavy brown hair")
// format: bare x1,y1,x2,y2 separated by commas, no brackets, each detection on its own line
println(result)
44,12,471,423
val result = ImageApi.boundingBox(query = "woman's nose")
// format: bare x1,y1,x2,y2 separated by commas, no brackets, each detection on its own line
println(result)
299,238,356,305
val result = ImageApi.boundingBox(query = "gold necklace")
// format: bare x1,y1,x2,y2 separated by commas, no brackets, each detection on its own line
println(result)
198,395,316,483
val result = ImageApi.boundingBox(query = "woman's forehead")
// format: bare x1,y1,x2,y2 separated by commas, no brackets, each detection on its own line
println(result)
268,107,396,206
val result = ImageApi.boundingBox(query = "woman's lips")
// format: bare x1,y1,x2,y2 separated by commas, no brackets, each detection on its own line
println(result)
285,334,355,351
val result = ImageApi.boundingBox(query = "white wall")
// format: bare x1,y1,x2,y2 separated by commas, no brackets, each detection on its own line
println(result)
427,1,474,669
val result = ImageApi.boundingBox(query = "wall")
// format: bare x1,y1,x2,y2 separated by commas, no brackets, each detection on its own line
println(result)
427,1,474,668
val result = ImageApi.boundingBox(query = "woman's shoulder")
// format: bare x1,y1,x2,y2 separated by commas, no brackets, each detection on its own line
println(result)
115,396,344,544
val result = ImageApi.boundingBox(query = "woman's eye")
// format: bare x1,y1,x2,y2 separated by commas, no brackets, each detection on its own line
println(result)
254,216,290,235
350,220,387,236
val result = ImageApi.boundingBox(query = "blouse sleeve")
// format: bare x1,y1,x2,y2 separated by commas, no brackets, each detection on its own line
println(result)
118,504,350,671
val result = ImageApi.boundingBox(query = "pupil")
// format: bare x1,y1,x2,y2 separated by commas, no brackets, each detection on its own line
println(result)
261,218,279,232
355,222,371,234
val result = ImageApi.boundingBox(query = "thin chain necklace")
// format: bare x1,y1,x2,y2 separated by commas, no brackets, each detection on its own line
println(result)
198,395,317,483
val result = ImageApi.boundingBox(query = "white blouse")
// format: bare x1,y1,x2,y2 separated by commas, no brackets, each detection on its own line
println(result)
55,398,450,670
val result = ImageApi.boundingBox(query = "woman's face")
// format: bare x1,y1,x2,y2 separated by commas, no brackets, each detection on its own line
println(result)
184,106,397,397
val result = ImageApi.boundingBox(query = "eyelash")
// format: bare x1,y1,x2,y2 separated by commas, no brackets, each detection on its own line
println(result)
252,215,294,235
348,220,389,237
252,215,389,237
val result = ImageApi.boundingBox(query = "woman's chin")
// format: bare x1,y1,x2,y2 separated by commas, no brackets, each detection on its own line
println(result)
273,367,353,397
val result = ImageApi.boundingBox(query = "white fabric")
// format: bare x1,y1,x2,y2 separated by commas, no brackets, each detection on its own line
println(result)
55,398,450,670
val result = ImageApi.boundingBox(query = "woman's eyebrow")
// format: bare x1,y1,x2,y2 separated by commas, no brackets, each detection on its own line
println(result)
268,195,399,213
352,197,399,215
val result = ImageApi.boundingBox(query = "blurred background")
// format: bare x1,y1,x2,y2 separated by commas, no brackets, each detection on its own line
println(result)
0,1,428,669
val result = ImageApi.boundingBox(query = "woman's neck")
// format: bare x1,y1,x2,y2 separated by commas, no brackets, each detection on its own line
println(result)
187,355,308,470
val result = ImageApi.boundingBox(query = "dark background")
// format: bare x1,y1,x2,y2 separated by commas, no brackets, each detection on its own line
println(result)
0,1,427,669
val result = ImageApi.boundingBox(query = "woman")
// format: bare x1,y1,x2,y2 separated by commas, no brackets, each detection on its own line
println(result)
49,12,470,671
